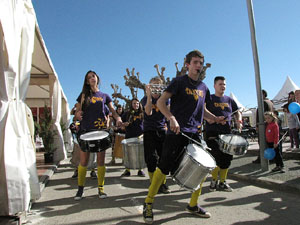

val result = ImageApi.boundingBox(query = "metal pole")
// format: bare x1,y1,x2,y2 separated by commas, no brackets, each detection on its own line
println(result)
246,0,268,171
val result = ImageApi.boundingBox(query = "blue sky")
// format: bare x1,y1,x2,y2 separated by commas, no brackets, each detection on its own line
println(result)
32,0,300,110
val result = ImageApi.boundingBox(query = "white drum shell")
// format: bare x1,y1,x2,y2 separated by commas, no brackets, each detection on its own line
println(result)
218,134,249,156
173,144,216,191
121,137,146,169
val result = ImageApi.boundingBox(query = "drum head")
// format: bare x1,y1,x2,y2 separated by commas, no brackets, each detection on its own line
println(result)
187,144,216,168
219,134,247,145
80,131,109,141
121,137,143,145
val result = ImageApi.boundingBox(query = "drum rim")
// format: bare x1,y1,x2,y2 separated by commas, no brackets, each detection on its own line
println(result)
186,143,216,168
218,134,249,147
80,130,109,141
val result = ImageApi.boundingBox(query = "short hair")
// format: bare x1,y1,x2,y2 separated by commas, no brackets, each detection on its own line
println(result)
149,76,163,84
262,89,267,98
214,76,225,84
185,50,204,64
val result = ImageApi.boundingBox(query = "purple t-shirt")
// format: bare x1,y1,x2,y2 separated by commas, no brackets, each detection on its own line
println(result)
121,111,144,139
165,75,210,134
205,94,238,134
76,91,112,131
141,96,169,132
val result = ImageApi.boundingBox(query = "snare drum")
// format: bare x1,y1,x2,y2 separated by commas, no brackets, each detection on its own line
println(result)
113,133,125,158
79,130,111,152
218,134,249,156
121,137,146,169
172,144,216,191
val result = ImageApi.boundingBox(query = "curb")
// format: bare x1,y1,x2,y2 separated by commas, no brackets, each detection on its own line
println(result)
228,172,300,196
39,162,59,193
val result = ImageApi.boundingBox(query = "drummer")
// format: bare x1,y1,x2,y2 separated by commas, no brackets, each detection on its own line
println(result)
109,105,125,165
205,76,242,192
141,76,170,194
74,70,122,200
121,98,145,177
142,50,225,224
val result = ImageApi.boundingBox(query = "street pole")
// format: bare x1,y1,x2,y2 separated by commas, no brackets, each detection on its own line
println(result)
246,0,268,171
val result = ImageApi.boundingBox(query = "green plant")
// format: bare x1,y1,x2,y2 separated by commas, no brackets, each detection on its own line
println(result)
35,105,57,154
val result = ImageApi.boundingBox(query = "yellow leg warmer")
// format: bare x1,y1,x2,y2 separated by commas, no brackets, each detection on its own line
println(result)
78,165,87,187
211,166,220,181
219,168,229,183
145,168,165,204
97,166,106,190
189,177,206,207
148,171,154,183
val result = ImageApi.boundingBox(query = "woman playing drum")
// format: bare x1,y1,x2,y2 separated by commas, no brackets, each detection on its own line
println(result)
74,70,122,200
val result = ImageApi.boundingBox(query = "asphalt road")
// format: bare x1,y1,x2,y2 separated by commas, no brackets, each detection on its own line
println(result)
24,157,300,225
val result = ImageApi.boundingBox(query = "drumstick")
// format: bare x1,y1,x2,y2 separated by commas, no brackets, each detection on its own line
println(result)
224,108,241,120
180,132,211,150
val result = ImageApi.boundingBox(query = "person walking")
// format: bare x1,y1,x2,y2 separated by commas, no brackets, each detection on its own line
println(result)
142,50,225,224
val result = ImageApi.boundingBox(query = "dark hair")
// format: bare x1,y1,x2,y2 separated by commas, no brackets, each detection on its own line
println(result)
214,76,225,84
126,98,144,122
185,50,204,64
81,70,100,110
262,89,267,98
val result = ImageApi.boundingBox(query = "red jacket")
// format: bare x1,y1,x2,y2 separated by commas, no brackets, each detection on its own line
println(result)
265,122,279,145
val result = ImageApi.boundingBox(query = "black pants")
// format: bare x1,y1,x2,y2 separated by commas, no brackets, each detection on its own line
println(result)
143,130,166,172
267,142,284,167
205,131,233,169
158,132,201,175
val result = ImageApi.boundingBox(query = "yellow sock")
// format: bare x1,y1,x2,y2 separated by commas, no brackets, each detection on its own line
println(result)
97,166,106,190
220,168,229,183
78,165,87,186
189,177,206,207
148,171,154,183
163,176,167,185
211,166,220,181
145,168,165,204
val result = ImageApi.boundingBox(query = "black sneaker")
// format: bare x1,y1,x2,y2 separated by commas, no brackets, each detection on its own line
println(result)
90,170,97,179
186,205,211,218
272,166,281,172
218,182,233,192
98,190,108,199
121,170,131,177
158,183,171,194
137,170,146,177
74,186,84,201
209,180,218,192
71,170,78,179
143,203,153,224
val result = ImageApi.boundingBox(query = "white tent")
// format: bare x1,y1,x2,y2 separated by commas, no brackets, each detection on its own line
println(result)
0,0,72,216
272,76,299,109
230,92,255,126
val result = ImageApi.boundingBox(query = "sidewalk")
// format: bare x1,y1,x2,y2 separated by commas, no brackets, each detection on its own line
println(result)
36,141,300,195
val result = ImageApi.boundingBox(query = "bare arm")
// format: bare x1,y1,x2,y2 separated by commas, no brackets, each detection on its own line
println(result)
144,84,153,116
107,102,122,127
157,91,180,134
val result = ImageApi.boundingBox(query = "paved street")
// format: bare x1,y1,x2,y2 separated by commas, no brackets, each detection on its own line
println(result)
24,153,300,225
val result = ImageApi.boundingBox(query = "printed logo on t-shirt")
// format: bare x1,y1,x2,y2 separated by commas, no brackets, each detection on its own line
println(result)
185,88,204,101
152,104,160,112
133,115,143,121
94,118,106,128
214,102,229,110
91,96,104,104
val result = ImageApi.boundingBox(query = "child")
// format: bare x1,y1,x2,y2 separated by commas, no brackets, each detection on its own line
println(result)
264,112,284,173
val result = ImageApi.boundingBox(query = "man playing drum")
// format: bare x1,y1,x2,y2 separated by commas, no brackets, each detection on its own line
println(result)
142,50,225,224
141,76,170,194
205,76,242,192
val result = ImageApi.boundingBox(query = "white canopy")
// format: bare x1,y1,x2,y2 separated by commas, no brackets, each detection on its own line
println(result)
0,0,72,216
272,76,299,109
